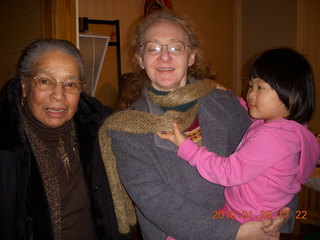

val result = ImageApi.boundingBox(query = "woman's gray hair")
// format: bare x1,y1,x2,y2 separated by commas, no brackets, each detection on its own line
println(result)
17,39,85,81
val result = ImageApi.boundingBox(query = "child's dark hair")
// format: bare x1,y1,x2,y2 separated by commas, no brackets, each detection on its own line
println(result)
248,48,315,124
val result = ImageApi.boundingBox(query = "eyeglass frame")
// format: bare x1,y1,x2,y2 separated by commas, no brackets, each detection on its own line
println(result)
27,73,85,94
140,40,191,56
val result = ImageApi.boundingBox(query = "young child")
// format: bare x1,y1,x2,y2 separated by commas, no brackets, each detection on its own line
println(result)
158,48,320,223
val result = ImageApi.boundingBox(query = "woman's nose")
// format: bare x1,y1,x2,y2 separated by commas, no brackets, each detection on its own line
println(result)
158,46,171,62
50,83,66,100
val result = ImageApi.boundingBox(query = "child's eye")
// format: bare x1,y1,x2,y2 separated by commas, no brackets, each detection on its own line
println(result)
258,85,264,89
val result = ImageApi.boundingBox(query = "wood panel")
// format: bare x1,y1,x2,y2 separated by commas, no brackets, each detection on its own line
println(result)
293,185,320,238
297,0,320,133
0,0,77,90
43,0,77,44
173,0,235,90
241,0,297,97
0,0,43,88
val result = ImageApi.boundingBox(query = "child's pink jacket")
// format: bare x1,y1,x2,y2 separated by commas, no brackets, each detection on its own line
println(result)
178,118,319,223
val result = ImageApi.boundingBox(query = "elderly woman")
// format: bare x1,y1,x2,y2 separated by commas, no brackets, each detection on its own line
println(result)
0,39,135,240
100,10,296,240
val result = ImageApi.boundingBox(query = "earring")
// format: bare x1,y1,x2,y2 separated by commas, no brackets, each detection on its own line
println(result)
20,96,26,107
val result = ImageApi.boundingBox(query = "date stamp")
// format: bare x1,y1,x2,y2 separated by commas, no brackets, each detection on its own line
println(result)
212,210,308,220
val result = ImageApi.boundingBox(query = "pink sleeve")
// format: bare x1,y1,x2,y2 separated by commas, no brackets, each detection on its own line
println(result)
237,96,248,111
237,96,259,123
177,129,294,186
166,236,176,240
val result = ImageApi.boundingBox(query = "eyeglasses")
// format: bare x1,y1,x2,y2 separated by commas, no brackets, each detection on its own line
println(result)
140,41,190,56
29,74,84,94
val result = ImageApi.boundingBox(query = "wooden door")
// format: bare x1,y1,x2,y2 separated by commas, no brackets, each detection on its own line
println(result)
0,0,77,88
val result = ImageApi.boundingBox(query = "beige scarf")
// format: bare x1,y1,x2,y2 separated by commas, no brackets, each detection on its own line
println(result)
98,79,216,234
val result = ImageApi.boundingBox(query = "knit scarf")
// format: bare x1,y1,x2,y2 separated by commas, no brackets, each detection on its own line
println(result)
21,102,76,240
98,79,216,234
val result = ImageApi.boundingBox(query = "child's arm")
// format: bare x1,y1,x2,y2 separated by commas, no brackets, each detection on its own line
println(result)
158,123,289,187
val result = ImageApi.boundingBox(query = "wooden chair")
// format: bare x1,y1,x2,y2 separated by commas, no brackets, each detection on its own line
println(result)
292,167,320,239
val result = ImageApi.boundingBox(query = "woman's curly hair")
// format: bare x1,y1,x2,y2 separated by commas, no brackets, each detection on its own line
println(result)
115,10,215,110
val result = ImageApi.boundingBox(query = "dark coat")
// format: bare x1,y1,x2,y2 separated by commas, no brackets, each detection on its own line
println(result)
0,78,124,240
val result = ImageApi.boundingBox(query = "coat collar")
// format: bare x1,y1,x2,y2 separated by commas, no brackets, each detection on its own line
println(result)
0,78,26,151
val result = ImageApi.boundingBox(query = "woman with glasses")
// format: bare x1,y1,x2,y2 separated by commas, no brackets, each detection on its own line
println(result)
0,39,135,240
100,10,297,240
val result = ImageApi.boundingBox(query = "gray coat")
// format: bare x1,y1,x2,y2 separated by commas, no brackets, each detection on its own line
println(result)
108,88,295,240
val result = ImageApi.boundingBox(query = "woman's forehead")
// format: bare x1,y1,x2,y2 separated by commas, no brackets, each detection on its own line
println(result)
144,20,187,40
32,51,76,67
30,50,80,76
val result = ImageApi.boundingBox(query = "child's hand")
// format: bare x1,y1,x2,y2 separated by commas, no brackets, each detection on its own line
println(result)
157,123,187,147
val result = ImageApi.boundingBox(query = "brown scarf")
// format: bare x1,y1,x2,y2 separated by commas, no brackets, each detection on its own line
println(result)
98,79,216,234
21,103,77,240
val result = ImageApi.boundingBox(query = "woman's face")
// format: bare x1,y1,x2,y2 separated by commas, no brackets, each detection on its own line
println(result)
138,20,195,92
22,50,81,128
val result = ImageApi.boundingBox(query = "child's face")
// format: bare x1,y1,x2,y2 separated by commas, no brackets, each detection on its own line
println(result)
246,78,290,122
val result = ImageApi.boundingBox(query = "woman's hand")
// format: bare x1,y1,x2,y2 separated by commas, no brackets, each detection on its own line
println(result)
236,207,290,240
262,207,290,234
236,220,279,240
157,123,186,147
